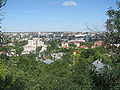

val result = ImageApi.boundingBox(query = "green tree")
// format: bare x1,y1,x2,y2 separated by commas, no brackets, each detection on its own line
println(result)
80,49,96,59
92,65,120,90
14,40,27,55
92,1,120,90
0,75,27,90
47,40,59,52
69,43,76,47
36,46,42,53
105,0,120,63
71,60,93,89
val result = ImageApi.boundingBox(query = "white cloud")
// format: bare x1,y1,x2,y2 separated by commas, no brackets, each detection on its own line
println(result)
62,1,78,6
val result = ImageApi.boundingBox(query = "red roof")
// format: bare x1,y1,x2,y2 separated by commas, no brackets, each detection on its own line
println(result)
91,45,96,48
63,47,69,48
96,44,103,46
80,45,88,48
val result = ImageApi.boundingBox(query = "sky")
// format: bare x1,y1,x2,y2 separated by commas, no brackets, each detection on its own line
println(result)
1,0,117,32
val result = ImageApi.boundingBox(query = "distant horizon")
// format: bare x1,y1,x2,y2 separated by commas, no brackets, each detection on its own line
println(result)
1,31,106,33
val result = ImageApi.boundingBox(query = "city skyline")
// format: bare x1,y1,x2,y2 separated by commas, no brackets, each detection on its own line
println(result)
2,0,117,32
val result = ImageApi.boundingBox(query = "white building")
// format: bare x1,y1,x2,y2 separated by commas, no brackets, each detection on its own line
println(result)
74,33,86,37
51,52,64,60
22,38,44,54
74,42,80,47
61,42,69,47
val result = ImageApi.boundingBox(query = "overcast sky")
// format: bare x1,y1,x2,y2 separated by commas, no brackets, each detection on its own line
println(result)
1,0,117,32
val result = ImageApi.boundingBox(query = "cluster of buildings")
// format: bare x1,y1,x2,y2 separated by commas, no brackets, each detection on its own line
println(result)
3,32,105,42
1,32,114,57
1,32,120,65
0,32,106,56
61,40,104,49
22,38,44,54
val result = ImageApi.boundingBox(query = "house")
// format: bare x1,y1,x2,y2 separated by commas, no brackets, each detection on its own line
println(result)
74,42,80,47
51,52,64,60
61,42,69,48
94,41,104,46
27,39,44,47
91,45,96,48
68,41,80,47
80,45,88,49
22,46,36,54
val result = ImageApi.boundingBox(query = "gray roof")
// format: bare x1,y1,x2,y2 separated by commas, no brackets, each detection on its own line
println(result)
40,52,47,55
92,60,105,71
43,59,54,64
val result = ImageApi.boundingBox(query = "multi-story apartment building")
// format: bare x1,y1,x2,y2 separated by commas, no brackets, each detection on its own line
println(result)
22,38,44,54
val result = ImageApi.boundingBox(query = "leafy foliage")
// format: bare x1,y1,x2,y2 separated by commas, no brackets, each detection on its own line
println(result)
105,0,120,63
47,40,59,52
